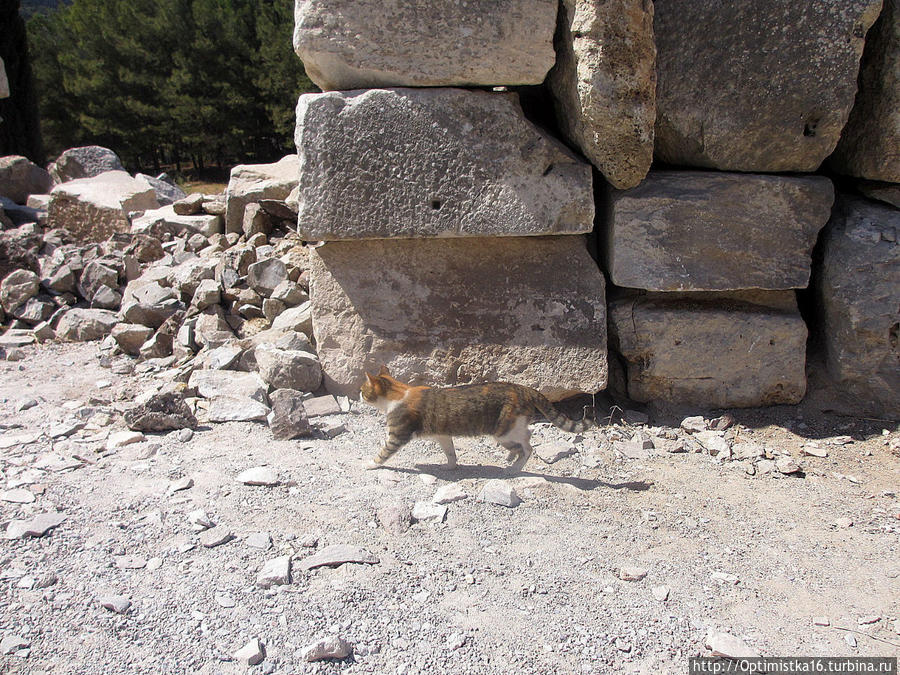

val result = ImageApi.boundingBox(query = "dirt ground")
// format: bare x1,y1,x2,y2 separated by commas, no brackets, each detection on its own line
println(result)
1,341,898,674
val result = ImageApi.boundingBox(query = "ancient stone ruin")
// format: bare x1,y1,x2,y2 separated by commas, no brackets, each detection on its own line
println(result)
0,0,898,423
293,0,899,417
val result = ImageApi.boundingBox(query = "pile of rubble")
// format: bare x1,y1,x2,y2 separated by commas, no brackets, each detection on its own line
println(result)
1,147,330,440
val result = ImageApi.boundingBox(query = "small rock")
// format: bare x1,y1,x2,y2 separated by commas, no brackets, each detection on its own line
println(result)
268,388,313,440
802,445,828,458
615,638,632,652
412,501,448,524
215,593,236,608
16,398,37,411
651,585,670,601
175,428,194,442
614,439,650,460
694,431,732,458
477,480,521,508
188,509,214,530
303,395,342,418
114,555,147,570
619,566,648,582
256,555,291,588
99,595,132,614
534,441,577,464
6,512,66,539
200,529,234,548
233,638,265,666
775,457,801,474
833,517,854,529
302,635,353,662
813,616,830,626
858,615,880,625
237,466,279,486
432,483,468,504
245,532,272,550
419,473,438,486
0,488,36,504
706,631,759,658
297,544,379,571
711,571,739,585
756,459,776,475
680,415,707,433
318,421,346,439
106,430,146,451
0,634,30,655
710,414,734,431
124,391,197,432
376,501,412,535
167,477,194,493
845,633,857,648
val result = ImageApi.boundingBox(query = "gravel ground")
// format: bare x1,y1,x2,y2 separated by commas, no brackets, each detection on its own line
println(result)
1,341,898,674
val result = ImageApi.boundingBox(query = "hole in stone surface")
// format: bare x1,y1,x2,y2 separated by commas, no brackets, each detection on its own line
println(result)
803,119,819,137
889,322,899,351
543,164,554,177
430,199,442,210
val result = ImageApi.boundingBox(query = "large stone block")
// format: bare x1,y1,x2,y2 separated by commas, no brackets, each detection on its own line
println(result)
296,89,593,240
49,146,125,184
830,0,900,182
309,236,607,399
605,171,835,291
293,0,557,90
131,205,222,240
224,156,298,235
0,155,52,204
654,0,882,172
48,171,159,242
608,291,808,408
548,0,656,189
814,196,899,418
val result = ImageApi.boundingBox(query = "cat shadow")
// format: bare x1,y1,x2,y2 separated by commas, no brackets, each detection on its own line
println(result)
387,463,653,493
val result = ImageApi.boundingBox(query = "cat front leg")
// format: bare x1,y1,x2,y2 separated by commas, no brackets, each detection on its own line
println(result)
366,428,411,469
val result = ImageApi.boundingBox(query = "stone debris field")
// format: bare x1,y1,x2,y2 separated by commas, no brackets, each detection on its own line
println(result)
1,341,898,674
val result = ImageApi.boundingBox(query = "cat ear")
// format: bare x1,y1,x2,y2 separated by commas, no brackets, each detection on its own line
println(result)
378,365,391,377
364,372,376,384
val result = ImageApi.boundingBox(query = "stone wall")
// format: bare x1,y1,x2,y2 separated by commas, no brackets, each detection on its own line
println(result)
292,0,899,414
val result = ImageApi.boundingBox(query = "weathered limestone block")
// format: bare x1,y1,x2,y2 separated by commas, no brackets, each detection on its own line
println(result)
296,89,593,240
815,196,899,418
830,0,900,182
48,171,159,242
605,171,835,291
609,291,808,408
224,155,298,235
548,0,656,189
654,0,883,172
309,236,607,399
293,0,557,90
0,156,52,204
131,205,222,240
55,308,119,342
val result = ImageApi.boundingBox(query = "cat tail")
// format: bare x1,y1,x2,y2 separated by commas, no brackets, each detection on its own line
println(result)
530,393,594,433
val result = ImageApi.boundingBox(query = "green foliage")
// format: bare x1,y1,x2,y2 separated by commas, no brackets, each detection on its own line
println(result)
27,0,317,171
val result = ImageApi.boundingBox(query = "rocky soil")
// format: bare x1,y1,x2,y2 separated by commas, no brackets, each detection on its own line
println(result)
1,340,898,674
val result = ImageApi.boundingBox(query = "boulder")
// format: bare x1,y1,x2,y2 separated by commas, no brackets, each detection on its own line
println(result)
270,301,313,336
54,308,119,342
242,203,272,238
309,236,607,398
548,0,656,189
814,196,900,418
11,296,54,324
134,173,187,206
111,323,155,355
168,257,216,298
295,88,593,240
48,171,159,242
120,282,181,328
49,146,125,183
224,155,298,235
173,192,204,216
0,155,52,203
193,306,235,347
207,396,270,423
124,391,198,432
267,388,313,440
0,269,40,312
605,171,835,290
293,0,556,90
247,258,287,297
830,0,900,182
654,0,883,171
77,260,119,300
191,278,220,310
255,344,322,392
608,291,807,408
131,204,222,240
188,370,269,404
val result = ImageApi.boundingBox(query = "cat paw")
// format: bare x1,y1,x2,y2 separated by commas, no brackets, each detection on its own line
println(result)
443,461,458,471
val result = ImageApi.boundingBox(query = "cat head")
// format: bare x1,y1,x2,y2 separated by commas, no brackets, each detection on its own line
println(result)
360,366,407,406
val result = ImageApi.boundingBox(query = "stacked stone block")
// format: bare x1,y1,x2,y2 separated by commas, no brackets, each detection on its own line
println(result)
293,0,899,414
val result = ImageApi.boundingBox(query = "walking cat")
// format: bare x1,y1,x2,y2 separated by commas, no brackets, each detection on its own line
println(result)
360,367,594,471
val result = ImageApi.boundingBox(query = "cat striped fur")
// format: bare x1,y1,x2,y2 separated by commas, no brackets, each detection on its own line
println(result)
360,367,594,472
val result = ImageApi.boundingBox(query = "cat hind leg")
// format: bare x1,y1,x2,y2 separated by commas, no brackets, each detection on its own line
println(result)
436,435,458,470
